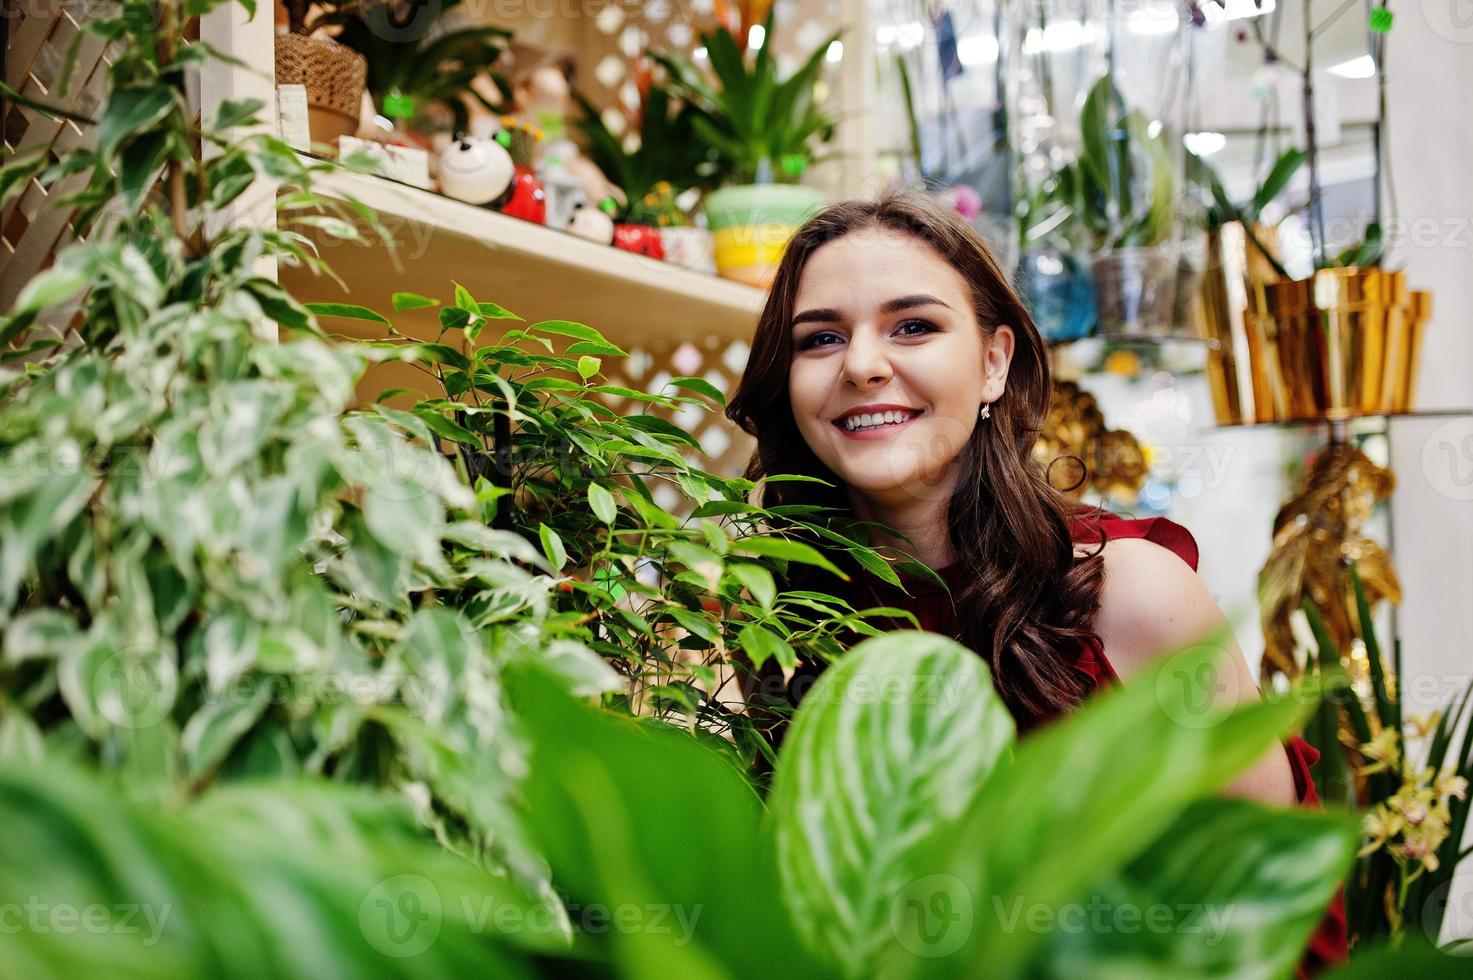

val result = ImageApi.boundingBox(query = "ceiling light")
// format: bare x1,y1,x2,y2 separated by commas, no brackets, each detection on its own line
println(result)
1327,54,1376,79
957,35,998,65
1184,131,1227,155
1022,22,1096,55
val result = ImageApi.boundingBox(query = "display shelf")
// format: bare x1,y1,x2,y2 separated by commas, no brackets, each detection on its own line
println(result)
1209,408,1473,432
279,158,768,351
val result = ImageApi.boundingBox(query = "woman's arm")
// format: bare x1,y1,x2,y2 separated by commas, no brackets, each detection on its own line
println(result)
1092,537,1298,807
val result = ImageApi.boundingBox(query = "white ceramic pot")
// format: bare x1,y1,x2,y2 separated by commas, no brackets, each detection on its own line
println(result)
658,226,716,274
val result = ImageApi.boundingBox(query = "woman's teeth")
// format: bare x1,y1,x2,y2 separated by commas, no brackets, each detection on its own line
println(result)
842,410,919,431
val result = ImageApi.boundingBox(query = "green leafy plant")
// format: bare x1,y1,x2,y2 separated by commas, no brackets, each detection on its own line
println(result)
1051,74,1176,252
1302,567,1473,949
4,632,1401,976
340,283,938,774
573,84,715,224
1186,146,1305,279
650,7,840,185
0,0,612,917
334,0,512,133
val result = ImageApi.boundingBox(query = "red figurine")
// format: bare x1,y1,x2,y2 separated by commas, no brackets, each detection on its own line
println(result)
500,163,546,224
613,223,664,259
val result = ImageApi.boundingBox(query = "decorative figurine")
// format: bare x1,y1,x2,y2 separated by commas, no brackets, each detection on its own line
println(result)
566,198,616,245
437,133,514,205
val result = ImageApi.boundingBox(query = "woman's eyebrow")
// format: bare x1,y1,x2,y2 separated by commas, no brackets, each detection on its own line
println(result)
791,293,952,327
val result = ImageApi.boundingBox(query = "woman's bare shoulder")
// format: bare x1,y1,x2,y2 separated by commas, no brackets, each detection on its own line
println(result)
1090,536,1225,681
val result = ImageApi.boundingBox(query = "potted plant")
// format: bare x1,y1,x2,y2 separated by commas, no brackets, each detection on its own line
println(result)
1053,74,1179,336
275,0,369,146
1300,569,1473,950
652,7,839,286
332,0,510,143
1222,0,1431,422
574,83,715,266
1186,146,1303,422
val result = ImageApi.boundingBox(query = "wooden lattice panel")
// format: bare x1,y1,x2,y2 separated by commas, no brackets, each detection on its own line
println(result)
596,333,756,518
2,0,120,323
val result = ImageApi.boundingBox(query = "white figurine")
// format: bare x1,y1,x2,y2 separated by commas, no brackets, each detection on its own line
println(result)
437,134,514,206
566,199,615,244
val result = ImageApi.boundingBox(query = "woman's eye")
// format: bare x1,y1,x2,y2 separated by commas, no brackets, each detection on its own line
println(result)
798,331,841,349
897,319,937,336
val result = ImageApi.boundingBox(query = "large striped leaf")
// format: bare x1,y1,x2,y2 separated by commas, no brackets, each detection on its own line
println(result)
769,633,1015,977
932,642,1322,979
1038,798,1357,980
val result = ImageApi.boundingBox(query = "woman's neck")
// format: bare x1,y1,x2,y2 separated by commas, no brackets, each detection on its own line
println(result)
845,487,956,570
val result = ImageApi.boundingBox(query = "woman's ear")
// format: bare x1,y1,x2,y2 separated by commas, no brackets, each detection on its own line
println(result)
982,325,1015,403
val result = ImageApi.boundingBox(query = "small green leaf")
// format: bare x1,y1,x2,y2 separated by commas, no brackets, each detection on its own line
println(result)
477,301,521,320
392,291,439,311
212,97,266,131
304,302,390,325
587,484,618,525
98,84,175,159
733,535,844,576
666,376,727,408
737,622,793,671
526,319,607,344
440,306,473,330
453,281,478,312
538,523,568,572
564,340,628,357
182,686,272,779
576,355,600,380
727,564,776,611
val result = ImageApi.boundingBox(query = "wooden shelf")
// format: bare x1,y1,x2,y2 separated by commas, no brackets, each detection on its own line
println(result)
280,162,768,353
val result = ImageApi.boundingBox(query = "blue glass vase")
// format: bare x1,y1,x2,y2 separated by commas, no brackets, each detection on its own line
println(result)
1019,247,1096,343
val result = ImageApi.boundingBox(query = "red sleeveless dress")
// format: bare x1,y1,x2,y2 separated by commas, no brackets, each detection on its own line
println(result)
840,513,1348,976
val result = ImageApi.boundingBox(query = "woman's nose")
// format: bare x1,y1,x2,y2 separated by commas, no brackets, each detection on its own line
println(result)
841,329,892,388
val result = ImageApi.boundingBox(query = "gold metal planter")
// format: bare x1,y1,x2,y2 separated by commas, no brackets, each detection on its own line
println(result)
1260,267,1431,421
1197,228,1431,424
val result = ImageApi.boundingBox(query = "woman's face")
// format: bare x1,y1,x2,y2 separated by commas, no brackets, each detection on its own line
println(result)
786,227,1014,509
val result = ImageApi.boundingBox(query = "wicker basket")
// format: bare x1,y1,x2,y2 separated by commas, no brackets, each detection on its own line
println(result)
274,32,367,144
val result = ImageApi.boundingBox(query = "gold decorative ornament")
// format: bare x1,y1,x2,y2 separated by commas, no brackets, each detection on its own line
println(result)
1258,440,1401,684
1034,381,1147,504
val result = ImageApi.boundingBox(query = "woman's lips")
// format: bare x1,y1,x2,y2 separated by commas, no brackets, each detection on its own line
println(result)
832,410,923,440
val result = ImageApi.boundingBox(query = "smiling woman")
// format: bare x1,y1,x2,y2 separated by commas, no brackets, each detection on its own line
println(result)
726,193,1347,974
727,192,1100,725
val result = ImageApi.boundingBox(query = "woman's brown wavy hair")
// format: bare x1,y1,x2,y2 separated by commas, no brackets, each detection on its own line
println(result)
725,192,1108,727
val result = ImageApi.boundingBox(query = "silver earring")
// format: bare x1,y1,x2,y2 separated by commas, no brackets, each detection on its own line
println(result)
979,402,991,421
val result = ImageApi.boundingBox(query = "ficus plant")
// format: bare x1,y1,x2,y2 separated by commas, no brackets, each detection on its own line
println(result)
338,281,940,775
0,0,912,911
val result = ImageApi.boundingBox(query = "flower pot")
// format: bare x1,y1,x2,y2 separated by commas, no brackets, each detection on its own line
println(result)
1196,223,1287,423
1089,245,1180,337
1259,267,1431,421
658,227,715,274
1018,247,1096,343
613,223,664,259
703,184,826,288
273,33,366,147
